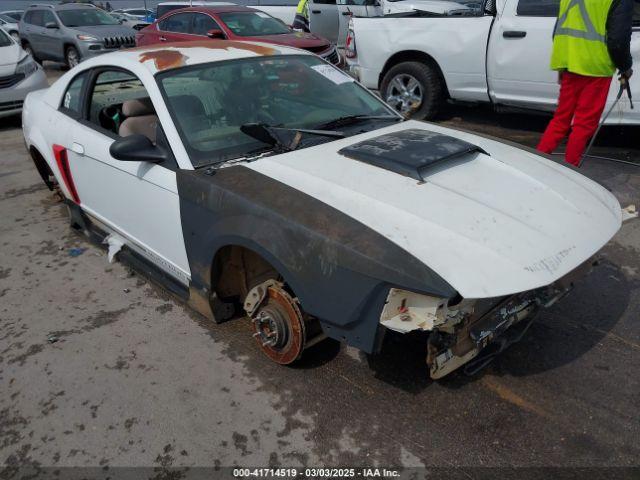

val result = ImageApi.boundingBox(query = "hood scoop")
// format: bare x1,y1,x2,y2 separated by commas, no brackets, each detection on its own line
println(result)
339,129,487,181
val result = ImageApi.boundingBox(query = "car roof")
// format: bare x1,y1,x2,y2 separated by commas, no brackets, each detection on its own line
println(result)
87,40,310,75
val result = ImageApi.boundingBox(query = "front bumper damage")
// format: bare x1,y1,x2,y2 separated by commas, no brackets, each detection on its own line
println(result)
380,258,596,379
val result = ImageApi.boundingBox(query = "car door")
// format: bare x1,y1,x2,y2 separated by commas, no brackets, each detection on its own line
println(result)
23,10,47,55
488,0,640,120
309,0,339,44
486,0,560,111
39,10,64,61
61,68,191,285
156,12,197,43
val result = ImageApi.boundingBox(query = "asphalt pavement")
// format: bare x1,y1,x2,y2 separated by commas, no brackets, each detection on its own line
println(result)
0,66,639,477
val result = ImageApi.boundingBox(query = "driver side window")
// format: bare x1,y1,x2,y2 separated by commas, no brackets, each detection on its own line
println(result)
158,13,193,33
88,69,159,144
516,0,559,16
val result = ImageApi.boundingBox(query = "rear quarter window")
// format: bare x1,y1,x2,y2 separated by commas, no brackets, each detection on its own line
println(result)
61,71,89,116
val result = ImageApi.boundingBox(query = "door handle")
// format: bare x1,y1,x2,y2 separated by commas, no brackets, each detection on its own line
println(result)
159,36,167,41
311,10,321,13
341,11,352,15
71,142,85,156
503,30,527,39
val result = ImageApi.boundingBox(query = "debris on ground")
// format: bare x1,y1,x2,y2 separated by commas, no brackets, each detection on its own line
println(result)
68,247,86,257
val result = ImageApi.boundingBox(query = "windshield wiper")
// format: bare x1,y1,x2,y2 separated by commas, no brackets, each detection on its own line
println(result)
315,114,403,130
240,123,345,153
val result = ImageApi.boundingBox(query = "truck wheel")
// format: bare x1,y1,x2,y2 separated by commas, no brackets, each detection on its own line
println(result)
381,61,444,120
65,46,80,69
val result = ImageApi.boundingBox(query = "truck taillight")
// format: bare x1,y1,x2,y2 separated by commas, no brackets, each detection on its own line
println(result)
345,18,356,59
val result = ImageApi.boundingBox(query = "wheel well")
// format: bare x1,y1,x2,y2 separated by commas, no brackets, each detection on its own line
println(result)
211,245,281,304
64,43,78,54
379,51,450,98
29,146,55,191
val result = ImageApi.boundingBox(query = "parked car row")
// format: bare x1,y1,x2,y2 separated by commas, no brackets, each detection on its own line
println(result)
13,2,342,70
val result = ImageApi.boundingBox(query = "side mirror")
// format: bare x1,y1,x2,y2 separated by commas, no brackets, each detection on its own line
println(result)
206,28,225,39
45,22,59,29
109,134,168,163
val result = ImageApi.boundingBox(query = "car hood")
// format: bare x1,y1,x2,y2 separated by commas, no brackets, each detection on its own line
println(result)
0,42,24,70
245,120,622,299
70,24,137,37
241,31,330,50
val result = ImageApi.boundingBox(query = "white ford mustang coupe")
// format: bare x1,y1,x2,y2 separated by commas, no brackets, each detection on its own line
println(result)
22,41,623,378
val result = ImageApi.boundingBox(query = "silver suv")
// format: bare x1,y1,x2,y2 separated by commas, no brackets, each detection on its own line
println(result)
19,4,137,68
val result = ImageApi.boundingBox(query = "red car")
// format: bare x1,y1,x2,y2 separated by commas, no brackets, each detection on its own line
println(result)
136,6,342,66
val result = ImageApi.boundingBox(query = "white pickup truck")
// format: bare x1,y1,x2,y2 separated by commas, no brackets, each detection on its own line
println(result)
345,0,640,124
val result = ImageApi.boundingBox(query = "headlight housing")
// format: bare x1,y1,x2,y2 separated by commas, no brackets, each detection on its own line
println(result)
380,288,475,334
77,34,99,41
15,55,38,77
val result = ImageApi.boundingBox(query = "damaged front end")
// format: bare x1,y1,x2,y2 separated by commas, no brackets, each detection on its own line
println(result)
380,259,596,379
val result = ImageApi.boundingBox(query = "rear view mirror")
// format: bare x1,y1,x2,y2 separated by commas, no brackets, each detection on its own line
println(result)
109,134,168,163
206,29,225,39
45,22,59,29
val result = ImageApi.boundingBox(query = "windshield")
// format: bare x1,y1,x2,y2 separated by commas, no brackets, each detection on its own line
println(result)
0,14,15,23
218,12,291,36
58,9,120,27
0,28,11,46
158,55,394,167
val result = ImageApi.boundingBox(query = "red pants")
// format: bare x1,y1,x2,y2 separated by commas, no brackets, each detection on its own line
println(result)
537,72,612,166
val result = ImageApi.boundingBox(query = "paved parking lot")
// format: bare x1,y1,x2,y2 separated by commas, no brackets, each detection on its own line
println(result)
1,66,639,474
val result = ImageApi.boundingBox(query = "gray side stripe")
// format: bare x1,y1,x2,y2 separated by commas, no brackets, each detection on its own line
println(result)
554,0,606,43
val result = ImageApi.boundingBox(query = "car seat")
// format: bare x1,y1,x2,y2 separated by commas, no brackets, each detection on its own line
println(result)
118,98,158,143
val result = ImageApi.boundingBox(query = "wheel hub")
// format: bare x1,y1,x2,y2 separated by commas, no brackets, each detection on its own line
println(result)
250,285,306,365
253,307,288,349
386,74,423,115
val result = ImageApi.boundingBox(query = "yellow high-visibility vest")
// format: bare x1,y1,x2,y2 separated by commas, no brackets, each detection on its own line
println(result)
550,0,616,77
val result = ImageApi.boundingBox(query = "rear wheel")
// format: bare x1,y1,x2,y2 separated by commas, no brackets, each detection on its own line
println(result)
65,46,80,69
381,61,445,120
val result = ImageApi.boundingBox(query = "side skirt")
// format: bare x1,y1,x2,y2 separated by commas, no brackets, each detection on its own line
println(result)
66,201,190,303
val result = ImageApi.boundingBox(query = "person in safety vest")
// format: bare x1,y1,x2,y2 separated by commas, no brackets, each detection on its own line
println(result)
537,0,633,166
293,0,310,32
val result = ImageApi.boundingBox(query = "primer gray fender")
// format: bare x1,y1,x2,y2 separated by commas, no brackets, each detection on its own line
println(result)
177,165,456,353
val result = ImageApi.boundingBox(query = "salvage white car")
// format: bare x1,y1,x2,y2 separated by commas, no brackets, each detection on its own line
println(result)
23,41,623,378
346,0,640,123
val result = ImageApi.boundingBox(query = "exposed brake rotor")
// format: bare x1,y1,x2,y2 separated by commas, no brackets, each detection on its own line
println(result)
249,283,307,365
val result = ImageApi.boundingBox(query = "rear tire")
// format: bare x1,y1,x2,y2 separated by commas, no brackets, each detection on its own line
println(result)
380,61,445,120
65,46,80,69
